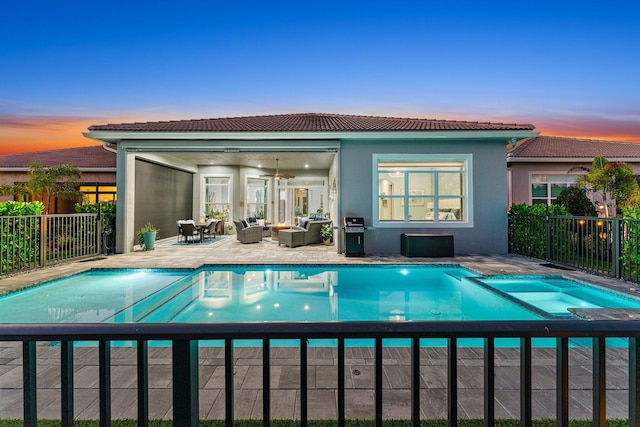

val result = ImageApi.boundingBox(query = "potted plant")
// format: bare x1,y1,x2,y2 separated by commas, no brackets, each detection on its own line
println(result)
137,222,159,251
320,223,333,245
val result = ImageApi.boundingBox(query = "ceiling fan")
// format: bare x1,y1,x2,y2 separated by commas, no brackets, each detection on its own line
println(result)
260,158,295,180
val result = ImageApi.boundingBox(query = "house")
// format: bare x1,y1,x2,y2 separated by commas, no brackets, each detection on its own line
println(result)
83,113,538,254
507,136,640,211
0,145,117,213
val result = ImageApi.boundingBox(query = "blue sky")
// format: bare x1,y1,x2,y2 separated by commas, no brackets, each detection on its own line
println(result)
1,0,639,153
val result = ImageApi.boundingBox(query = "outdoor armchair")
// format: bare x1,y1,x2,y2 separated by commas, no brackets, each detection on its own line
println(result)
233,219,263,244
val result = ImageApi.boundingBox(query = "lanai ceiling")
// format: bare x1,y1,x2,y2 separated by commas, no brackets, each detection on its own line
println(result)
155,151,335,169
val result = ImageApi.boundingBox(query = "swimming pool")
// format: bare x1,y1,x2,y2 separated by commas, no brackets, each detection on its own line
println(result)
2,265,639,346
471,275,640,318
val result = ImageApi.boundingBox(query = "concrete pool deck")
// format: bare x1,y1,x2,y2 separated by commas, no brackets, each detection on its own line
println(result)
1,236,639,420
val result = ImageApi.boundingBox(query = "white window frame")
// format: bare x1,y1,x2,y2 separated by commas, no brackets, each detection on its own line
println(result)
245,175,269,220
529,172,581,205
372,154,473,228
202,174,233,221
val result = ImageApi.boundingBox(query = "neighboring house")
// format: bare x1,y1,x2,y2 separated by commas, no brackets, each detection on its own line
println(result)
84,113,537,255
507,136,640,212
0,145,117,213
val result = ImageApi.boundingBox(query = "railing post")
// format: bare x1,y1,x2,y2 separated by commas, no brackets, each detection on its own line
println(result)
375,337,383,427
484,337,495,427
39,215,47,267
97,207,103,257
224,338,234,427
300,338,308,427
262,339,270,427
99,340,111,427
410,337,421,427
545,213,551,261
613,218,622,279
556,337,569,427
61,341,74,427
23,341,37,427
520,337,532,427
630,337,640,427
447,338,458,426
137,340,149,427
593,337,606,427
173,339,199,427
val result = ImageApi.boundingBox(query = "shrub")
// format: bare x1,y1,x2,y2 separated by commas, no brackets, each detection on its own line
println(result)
553,186,597,216
0,201,44,216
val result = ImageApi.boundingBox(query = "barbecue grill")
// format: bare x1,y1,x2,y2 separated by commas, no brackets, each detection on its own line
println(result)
343,217,366,256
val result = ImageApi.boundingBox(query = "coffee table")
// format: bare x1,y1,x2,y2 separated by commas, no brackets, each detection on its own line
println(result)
270,224,291,240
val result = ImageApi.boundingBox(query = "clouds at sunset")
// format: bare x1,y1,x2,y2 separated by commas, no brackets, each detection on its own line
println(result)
0,115,103,154
1,109,638,156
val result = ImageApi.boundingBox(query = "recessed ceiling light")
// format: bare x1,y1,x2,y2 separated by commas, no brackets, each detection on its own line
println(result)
305,164,309,168
257,164,262,168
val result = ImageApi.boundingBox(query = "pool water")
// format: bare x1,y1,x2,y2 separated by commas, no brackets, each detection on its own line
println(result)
0,265,539,323
2,265,639,347
471,276,640,317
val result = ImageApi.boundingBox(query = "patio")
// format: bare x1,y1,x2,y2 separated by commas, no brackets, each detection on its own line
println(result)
1,238,639,421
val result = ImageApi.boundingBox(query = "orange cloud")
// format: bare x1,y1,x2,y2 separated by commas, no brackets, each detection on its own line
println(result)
1,111,638,156
521,114,640,143
0,115,103,155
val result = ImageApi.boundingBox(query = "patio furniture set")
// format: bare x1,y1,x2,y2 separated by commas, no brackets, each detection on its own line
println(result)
176,219,223,244
233,218,332,247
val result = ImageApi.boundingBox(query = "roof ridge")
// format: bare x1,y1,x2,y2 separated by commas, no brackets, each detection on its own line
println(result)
0,144,105,157
89,112,535,129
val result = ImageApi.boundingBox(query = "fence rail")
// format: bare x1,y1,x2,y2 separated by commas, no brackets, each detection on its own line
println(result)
0,213,101,277
508,213,640,283
2,321,639,426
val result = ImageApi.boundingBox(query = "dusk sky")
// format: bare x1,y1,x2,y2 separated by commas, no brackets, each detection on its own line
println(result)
1,1,639,154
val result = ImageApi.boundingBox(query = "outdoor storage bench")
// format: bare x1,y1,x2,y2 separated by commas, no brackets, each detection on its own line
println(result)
401,233,454,257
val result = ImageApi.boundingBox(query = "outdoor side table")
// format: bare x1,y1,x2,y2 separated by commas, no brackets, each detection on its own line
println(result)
278,229,304,248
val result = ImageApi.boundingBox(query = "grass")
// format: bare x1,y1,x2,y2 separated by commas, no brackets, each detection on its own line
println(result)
0,420,630,427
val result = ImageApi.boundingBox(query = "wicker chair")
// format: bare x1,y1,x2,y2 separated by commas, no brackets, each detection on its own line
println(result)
178,221,200,243
233,220,263,244
202,219,217,239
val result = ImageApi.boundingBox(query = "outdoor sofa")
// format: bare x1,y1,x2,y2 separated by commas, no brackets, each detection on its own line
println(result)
289,218,332,246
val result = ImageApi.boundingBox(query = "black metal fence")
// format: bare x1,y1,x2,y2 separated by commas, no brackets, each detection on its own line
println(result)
2,321,640,427
0,213,102,277
508,214,640,283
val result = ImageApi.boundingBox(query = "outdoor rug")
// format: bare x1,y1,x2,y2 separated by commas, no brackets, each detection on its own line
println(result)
157,235,233,249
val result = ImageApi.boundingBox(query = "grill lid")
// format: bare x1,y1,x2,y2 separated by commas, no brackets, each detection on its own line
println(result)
343,217,365,227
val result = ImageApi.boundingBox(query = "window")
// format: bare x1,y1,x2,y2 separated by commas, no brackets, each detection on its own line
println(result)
374,155,471,226
204,177,230,221
246,178,268,219
531,174,579,205
79,184,117,204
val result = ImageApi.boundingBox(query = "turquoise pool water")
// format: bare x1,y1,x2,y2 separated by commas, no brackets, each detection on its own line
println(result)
472,276,640,317
2,265,638,347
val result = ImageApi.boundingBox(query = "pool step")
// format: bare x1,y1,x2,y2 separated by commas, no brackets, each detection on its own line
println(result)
110,275,199,322
140,276,205,322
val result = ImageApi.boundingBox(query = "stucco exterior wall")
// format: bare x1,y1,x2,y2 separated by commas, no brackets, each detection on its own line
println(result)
509,161,640,207
508,162,590,206
339,138,509,255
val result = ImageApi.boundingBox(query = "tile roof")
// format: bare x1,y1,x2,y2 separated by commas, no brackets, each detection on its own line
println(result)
509,136,640,159
0,145,116,168
88,112,535,133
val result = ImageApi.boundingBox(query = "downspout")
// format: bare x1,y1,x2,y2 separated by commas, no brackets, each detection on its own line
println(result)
102,142,117,153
